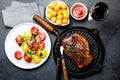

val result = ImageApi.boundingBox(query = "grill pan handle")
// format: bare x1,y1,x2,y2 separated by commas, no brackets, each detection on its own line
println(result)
33,14,58,36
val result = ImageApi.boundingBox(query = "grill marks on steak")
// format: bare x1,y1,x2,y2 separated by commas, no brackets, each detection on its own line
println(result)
62,33,93,68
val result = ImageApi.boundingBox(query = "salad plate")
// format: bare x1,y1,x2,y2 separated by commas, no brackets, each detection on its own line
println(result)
5,23,51,69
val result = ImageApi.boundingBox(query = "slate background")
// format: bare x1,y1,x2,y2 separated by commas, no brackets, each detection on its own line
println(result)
0,0,120,80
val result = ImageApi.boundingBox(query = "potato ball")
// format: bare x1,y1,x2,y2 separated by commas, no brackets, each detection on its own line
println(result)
47,8,53,14
63,13,69,19
46,13,52,19
54,6,59,11
51,11,57,16
57,10,62,15
62,18,68,24
62,10,68,13
57,14,63,20
61,3,67,9
56,20,62,26
49,2,57,9
51,17,56,23
57,2,62,8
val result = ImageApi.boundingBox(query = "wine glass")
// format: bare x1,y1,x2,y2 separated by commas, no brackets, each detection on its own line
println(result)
89,2,109,21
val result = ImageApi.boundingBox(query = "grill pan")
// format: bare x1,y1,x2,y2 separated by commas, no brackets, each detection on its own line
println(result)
33,15,105,78
53,27,105,77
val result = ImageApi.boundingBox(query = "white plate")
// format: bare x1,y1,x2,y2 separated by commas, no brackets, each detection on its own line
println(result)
5,23,51,69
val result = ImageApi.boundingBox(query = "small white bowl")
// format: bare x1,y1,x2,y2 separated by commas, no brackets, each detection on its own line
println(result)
46,1,70,26
70,3,88,20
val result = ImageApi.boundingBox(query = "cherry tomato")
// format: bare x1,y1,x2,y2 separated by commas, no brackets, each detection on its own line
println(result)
39,41,45,48
36,33,46,41
14,51,22,60
27,38,35,47
24,54,32,63
31,26,39,35
35,48,39,54
15,35,22,44
33,43,40,50
32,43,40,54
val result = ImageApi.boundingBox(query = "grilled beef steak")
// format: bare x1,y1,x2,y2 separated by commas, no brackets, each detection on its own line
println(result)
62,33,93,68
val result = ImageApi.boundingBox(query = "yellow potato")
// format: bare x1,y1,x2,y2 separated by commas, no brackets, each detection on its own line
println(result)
46,13,52,19
24,30,31,40
56,20,62,26
54,6,59,11
57,14,63,20
49,2,57,9
62,10,68,13
51,17,56,23
51,11,57,17
62,18,68,24
21,42,30,52
57,9,62,15
47,8,53,14
61,3,67,9
63,13,69,19
32,55,42,63
57,2,62,8
41,50,48,58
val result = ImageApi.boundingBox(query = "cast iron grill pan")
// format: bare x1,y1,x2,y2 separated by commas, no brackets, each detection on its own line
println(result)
53,27,105,78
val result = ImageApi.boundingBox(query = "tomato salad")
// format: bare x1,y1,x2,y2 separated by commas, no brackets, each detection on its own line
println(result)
15,26,48,63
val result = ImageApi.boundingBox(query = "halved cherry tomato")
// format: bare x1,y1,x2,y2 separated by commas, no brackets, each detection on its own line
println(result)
14,51,22,60
27,38,35,47
33,42,40,50
36,33,46,41
32,42,40,54
39,41,45,48
15,35,22,44
31,26,39,35
24,54,32,63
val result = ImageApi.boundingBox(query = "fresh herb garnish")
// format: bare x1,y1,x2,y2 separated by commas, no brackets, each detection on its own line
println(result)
39,52,43,57
67,47,75,53
67,47,85,59
25,51,32,58
77,53,84,59
18,44,21,46
40,47,44,51
17,35,26,43
30,35,35,41
31,47,35,51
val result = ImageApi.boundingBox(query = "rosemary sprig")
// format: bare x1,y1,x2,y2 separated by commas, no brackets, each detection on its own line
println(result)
67,47,85,59
67,47,75,53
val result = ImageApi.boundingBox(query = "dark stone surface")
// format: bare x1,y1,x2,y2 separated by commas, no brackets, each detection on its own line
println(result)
0,0,120,80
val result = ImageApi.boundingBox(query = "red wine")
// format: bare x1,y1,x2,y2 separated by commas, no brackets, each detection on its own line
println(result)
91,2,109,20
